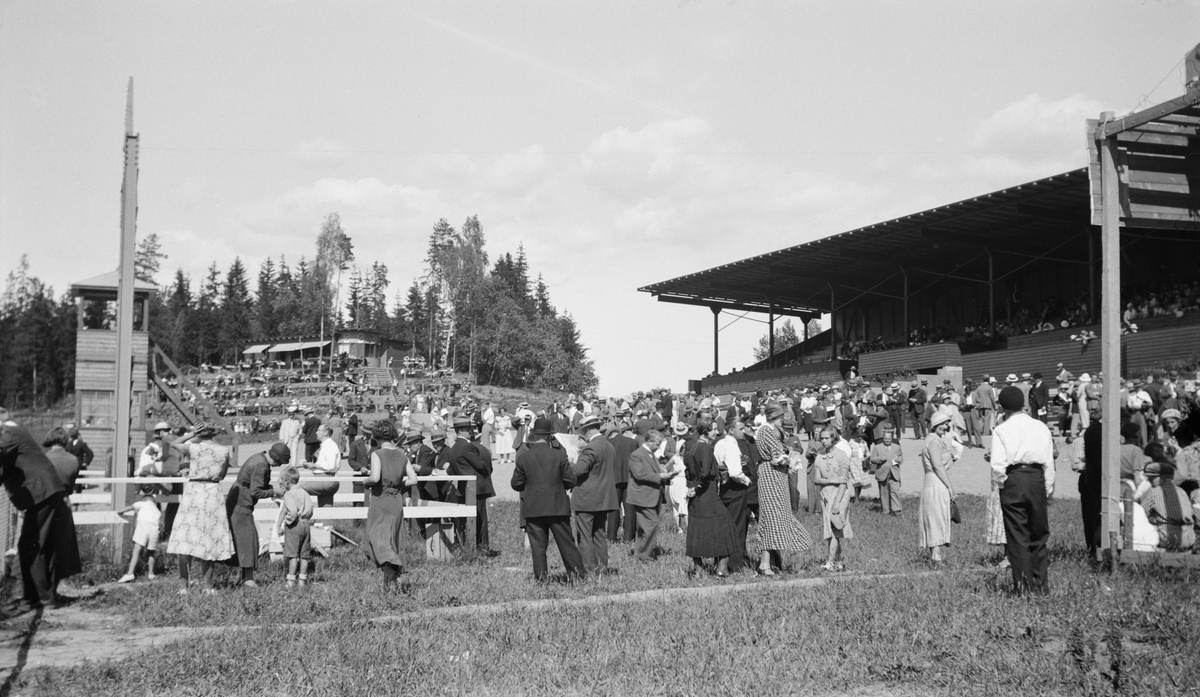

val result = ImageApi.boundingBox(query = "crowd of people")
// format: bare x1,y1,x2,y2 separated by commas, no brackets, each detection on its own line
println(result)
0,361,1196,610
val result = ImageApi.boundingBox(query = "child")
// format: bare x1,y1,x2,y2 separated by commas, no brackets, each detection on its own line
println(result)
117,485,161,583
847,428,870,502
277,466,314,588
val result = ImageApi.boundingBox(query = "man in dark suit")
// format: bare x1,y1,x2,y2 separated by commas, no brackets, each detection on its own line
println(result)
570,414,618,574
0,407,81,611
1028,372,1050,423
447,417,497,555
301,409,322,463
908,380,928,439
63,423,93,471
626,429,680,561
607,425,639,543
510,417,586,581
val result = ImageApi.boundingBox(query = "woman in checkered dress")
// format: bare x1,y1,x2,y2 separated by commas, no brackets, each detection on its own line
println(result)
754,405,813,574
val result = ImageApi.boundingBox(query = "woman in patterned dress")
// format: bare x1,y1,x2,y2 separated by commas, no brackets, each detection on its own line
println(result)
919,412,955,564
167,424,235,594
754,404,813,575
361,419,418,591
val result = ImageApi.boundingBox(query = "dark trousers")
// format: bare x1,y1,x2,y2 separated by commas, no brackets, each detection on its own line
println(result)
961,410,976,444
304,441,319,462
911,410,928,439
632,503,663,561
1080,483,1102,556
1000,467,1050,594
574,510,610,572
525,515,585,580
606,486,629,542
801,412,814,439
452,496,491,549
719,486,749,572
886,405,903,432
787,471,801,514
18,494,80,605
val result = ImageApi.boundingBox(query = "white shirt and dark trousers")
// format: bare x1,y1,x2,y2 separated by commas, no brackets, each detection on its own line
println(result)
990,412,1055,595
714,434,751,572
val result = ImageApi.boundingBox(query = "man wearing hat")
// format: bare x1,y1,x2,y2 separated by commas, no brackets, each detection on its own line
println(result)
989,386,1055,595
510,417,586,581
226,442,290,587
1141,461,1195,552
446,416,497,554
410,429,448,502
570,414,618,574
278,406,303,466
907,380,929,440
1028,373,1049,423
301,409,323,463
972,377,996,442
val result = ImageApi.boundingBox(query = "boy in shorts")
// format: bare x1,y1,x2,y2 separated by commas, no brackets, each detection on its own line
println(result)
117,486,162,583
277,466,314,588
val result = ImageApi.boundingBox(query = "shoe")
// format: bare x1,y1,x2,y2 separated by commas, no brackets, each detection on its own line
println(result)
202,588,218,595
820,562,834,572
117,574,136,584
147,573,157,581
833,562,845,572
285,580,296,588
242,580,258,588
176,588,189,596
757,566,776,576
715,571,729,579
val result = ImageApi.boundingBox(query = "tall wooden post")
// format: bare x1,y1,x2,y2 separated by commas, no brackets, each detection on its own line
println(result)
113,78,139,560
829,285,837,362
711,306,720,376
767,304,775,369
987,251,995,338
1098,111,1123,564
901,269,909,344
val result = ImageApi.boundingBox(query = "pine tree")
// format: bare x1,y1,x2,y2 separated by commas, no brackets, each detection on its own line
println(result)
134,232,167,284
219,258,253,363
255,258,278,338
195,263,222,364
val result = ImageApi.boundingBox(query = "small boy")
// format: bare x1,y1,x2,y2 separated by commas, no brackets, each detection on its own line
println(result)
277,466,314,588
117,485,161,583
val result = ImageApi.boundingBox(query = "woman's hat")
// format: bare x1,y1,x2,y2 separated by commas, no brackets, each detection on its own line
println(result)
531,417,554,436
1162,408,1183,421
764,404,785,421
672,422,689,436
929,411,953,430
268,443,291,463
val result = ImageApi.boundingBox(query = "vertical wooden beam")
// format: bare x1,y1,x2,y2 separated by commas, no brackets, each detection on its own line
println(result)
767,304,775,369
711,306,720,376
987,251,995,337
901,269,909,345
829,285,837,362
1088,226,1097,324
1098,111,1123,565
113,78,138,562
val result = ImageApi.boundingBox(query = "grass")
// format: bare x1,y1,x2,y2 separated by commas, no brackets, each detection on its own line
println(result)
13,495,1200,695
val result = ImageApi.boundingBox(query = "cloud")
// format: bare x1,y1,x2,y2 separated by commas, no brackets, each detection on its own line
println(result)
971,93,1104,152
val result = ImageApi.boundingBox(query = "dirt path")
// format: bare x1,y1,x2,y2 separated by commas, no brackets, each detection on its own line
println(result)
0,568,988,687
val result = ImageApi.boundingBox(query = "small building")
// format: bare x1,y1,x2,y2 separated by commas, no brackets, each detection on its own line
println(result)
69,269,157,474
242,328,410,368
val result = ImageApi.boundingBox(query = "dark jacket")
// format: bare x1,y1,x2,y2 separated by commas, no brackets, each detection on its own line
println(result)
571,434,618,512
626,444,667,508
0,422,67,511
609,434,639,486
302,416,322,444
447,438,494,498
1029,380,1050,417
511,441,576,518
226,451,276,515
414,444,445,501
66,438,94,469
347,439,372,474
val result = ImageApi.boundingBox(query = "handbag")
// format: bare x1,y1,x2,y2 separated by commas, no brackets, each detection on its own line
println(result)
950,498,961,524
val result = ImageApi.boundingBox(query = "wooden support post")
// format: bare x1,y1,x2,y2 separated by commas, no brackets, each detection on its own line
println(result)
1098,111,1123,567
902,269,909,345
711,306,720,375
987,251,995,338
829,285,837,362
1088,227,1097,324
768,304,775,369
112,79,138,563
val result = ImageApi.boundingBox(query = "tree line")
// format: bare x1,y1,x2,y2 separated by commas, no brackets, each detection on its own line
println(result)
0,213,597,407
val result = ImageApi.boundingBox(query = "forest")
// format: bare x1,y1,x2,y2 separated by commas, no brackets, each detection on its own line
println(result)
0,214,597,407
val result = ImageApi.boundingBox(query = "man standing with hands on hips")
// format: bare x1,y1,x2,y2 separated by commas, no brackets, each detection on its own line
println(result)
989,386,1055,595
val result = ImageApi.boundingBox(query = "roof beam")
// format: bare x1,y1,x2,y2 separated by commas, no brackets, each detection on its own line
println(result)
1094,85,1200,139
652,292,822,319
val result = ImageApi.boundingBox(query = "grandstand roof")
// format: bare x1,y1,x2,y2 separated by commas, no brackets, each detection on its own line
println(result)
638,168,1094,315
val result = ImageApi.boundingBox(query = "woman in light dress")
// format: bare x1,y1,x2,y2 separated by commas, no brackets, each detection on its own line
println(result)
167,424,235,594
919,412,955,564
813,427,853,572
493,409,514,463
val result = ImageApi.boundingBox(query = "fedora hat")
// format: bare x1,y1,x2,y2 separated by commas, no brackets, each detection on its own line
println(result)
452,416,473,430
576,414,602,432
672,421,689,436
764,404,785,421
430,430,447,443
403,430,425,445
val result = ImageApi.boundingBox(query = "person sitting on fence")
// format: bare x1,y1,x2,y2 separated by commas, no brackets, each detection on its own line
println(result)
117,485,162,583
276,466,315,588
1140,460,1195,552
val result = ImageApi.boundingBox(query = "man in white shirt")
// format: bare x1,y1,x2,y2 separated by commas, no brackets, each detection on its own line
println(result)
303,425,342,507
714,416,751,572
989,386,1055,595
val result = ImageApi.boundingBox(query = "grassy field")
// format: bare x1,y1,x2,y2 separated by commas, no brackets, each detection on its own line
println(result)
13,495,1200,695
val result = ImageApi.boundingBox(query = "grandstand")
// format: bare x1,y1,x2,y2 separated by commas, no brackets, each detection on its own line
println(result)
640,168,1200,393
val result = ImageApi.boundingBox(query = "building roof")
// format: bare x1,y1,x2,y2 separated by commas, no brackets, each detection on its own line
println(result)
70,269,158,295
638,168,1093,315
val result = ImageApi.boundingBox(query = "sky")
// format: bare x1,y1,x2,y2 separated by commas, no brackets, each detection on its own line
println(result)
2,1,1198,395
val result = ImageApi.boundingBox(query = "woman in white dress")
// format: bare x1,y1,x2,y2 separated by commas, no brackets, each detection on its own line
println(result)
493,409,514,463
